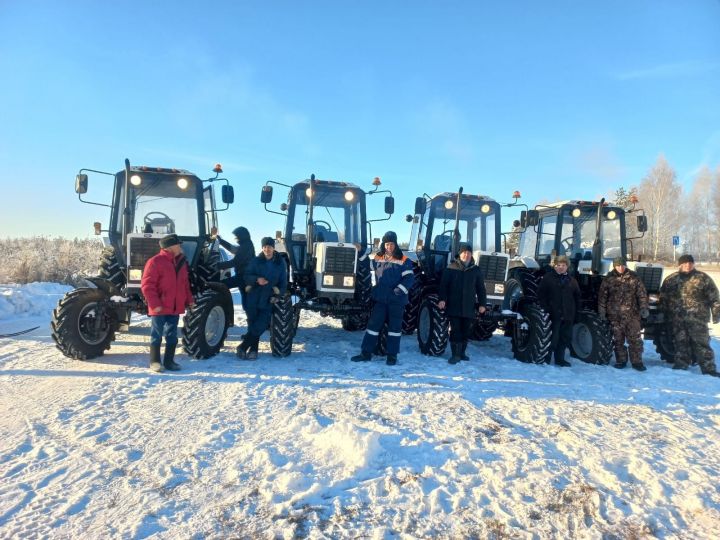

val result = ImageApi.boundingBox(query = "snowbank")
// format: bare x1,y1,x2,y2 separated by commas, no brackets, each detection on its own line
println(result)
0,282,70,320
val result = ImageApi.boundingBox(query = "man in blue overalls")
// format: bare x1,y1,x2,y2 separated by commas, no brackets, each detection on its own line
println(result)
351,231,415,366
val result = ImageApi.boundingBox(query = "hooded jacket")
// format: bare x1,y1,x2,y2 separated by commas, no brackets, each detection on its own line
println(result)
244,252,288,310
218,227,255,286
141,249,194,315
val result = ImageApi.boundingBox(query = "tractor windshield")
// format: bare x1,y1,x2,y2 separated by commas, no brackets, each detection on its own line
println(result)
289,185,364,244
559,206,623,261
129,175,201,236
427,197,500,252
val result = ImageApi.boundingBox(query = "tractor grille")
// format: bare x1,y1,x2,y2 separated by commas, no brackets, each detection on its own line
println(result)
129,237,161,268
324,246,356,274
477,254,508,282
636,265,663,294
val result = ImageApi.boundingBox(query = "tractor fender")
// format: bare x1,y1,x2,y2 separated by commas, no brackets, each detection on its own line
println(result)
86,277,122,298
203,281,235,326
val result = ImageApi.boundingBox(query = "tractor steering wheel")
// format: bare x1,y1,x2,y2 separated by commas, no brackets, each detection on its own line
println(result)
143,211,173,225
312,220,332,230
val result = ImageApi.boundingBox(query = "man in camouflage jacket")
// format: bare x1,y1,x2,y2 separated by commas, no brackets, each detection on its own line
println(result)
659,254,720,377
598,257,649,371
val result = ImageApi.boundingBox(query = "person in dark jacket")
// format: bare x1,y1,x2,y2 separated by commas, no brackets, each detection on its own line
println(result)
351,231,415,366
438,242,487,364
237,237,287,360
218,226,255,312
598,256,649,371
141,233,195,373
537,255,580,367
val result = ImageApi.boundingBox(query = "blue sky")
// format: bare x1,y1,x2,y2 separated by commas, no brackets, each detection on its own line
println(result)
1,0,719,243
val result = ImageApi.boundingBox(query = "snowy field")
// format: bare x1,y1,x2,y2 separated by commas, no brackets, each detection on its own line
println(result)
1,282,719,539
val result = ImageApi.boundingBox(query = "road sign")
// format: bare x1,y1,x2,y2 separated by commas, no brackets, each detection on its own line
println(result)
672,236,680,246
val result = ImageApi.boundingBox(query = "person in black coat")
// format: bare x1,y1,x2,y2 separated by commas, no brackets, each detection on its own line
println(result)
237,237,287,360
218,226,255,312
438,243,487,364
537,255,580,367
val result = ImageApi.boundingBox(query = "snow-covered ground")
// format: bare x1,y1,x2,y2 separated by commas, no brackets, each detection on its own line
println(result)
1,283,719,539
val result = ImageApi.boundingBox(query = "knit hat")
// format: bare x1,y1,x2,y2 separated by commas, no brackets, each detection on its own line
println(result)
232,226,250,241
261,236,275,248
612,256,626,267
678,254,694,265
159,234,182,249
553,255,569,266
382,231,398,244
458,242,472,254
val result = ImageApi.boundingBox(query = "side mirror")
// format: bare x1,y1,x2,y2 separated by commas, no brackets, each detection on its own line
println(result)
405,214,414,223
512,219,521,228
636,215,647,232
261,185,273,204
521,210,539,227
75,174,88,194
384,196,395,215
93,222,102,235
221,185,234,204
414,197,426,215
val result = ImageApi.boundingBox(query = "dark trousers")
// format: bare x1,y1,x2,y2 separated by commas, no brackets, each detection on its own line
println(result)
246,305,272,342
550,319,573,362
448,316,474,343
673,319,716,371
361,302,404,355
150,315,179,347
609,317,643,364
221,275,248,312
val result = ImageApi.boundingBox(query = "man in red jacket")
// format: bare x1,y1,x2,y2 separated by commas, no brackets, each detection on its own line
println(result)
141,234,195,372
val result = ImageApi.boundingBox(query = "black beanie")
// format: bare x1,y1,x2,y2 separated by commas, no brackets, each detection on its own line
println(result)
159,234,182,249
678,254,694,265
261,236,275,248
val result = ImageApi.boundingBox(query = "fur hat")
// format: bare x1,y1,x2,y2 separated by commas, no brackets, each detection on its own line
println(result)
553,255,569,266
159,234,182,249
612,256,626,267
381,231,398,244
458,242,472,254
261,236,276,248
678,254,694,265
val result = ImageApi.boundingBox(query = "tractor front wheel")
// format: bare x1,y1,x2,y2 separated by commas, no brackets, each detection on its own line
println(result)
570,310,613,364
51,288,116,360
510,303,551,364
182,289,229,359
417,294,449,356
270,296,295,357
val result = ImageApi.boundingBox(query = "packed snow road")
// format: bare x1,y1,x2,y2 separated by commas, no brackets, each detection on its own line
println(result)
1,284,719,538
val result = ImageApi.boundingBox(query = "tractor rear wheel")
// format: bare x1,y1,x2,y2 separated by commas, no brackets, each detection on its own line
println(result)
417,294,449,356
570,310,613,364
182,289,229,359
402,281,422,335
98,247,125,289
653,324,675,363
51,288,116,360
511,303,551,364
270,296,295,357
472,320,498,341
341,313,369,331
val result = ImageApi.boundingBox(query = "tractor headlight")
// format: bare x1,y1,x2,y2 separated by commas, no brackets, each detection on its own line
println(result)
177,177,189,190
343,276,354,287
571,207,581,218
494,283,504,294
323,275,334,286
344,190,355,202
444,200,454,210
606,210,617,220
130,175,142,186
129,269,142,281
481,204,491,214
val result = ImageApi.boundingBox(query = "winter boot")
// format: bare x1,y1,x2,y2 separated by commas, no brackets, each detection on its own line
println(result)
448,342,462,365
236,336,252,360
631,363,647,372
351,351,372,362
460,340,470,361
386,354,397,366
163,343,181,371
245,336,259,360
701,368,720,377
149,345,164,373
613,349,628,369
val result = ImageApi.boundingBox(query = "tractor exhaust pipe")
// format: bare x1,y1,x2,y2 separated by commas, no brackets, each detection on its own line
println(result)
452,187,463,257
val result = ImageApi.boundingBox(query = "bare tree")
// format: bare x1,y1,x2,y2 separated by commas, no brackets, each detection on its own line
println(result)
637,155,683,261
683,166,713,258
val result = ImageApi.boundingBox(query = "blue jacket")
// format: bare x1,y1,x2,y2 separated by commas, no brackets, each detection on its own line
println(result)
244,253,288,311
371,253,415,306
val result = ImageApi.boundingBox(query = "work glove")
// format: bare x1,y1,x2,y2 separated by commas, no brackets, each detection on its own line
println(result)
245,285,253,293
393,287,405,296
640,308,649,319
713,314,720,325
598,310,606,322
272,286,280,295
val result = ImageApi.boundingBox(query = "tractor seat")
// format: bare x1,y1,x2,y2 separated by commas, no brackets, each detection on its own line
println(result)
147,218,175,234
314,225,338,243
433,235,452,252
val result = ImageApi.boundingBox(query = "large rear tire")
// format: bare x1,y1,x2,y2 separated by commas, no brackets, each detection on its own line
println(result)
511,303,551,364
417,294,449,356
570,310,613,364
182,289,229,359
98,248,125,289
402,281,422,335
341,313,369,331
270,296,295,357
51,288,116,360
